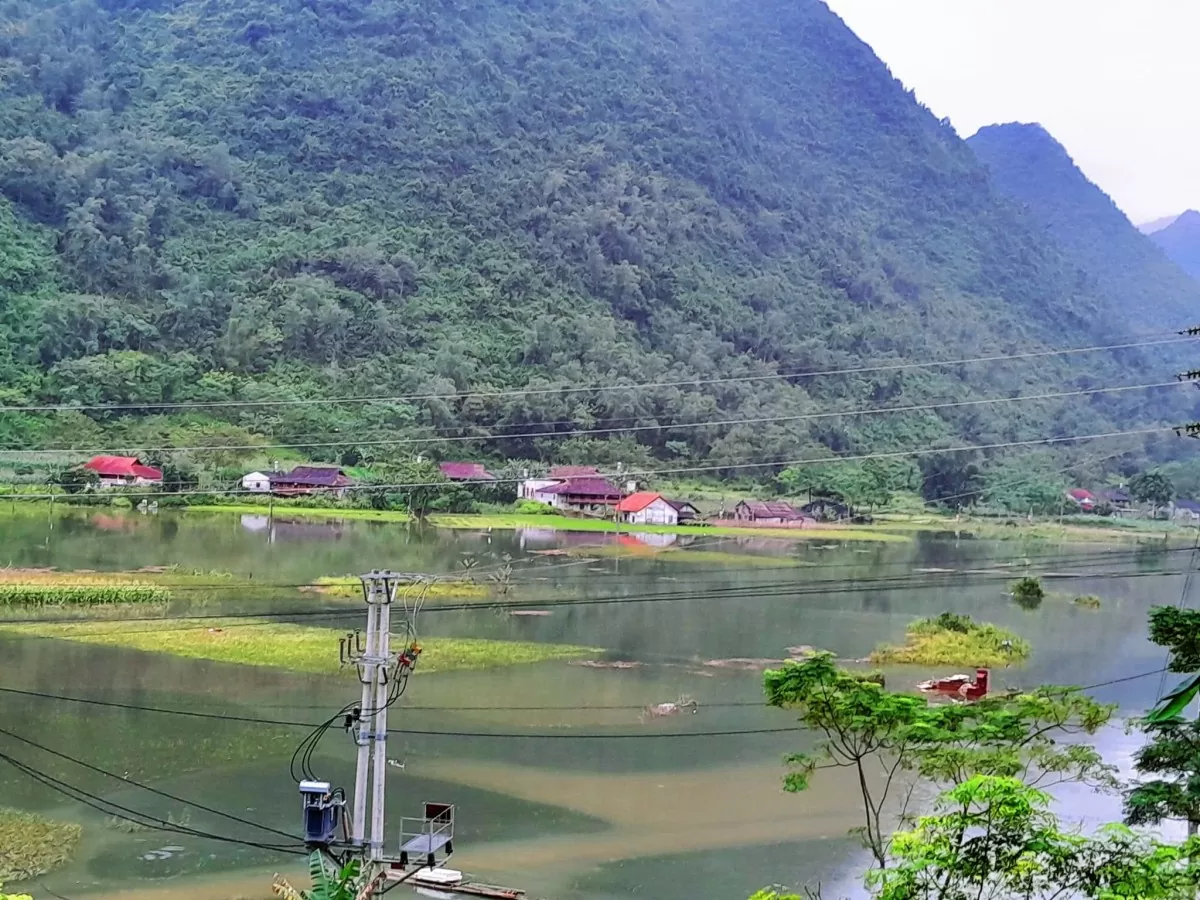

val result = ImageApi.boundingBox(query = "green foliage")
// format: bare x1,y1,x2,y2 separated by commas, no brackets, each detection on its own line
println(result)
0,0,1186,483
1148,607,1200,674
763,654,1114,868
1132,471,1176,508
919,452,985,509
0,583,169,606
872,776,1200,900
870,614,1031,666
777,459,913,509
513,499,559,515
1126,717,1200,834
1073,594,1101,608
50,466,97,494
1011,577,1045,610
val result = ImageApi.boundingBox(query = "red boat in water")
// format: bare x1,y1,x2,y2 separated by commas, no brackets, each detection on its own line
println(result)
917,668,989,701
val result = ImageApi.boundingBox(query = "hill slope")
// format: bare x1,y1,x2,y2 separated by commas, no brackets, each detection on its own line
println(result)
0,0,1187,474
967,123,1200,335
1150,210,1200,281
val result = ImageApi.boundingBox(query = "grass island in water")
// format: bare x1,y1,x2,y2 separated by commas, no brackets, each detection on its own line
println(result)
870,612,1030,667
0,807,81,882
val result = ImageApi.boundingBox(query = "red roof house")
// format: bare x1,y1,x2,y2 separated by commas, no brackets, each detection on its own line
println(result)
270,466,354,497
1066,488,1096,511
616,491,679,525
541,476,623,511
439,462,497,482
83,456,163,487
549,466,600,478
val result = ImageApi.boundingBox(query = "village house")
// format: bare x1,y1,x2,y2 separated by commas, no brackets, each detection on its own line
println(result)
1065,488,1096,512
269,466,353,498
83,456,163,488
667,499,701,523
438,462,497,482
242,471,272,493
1097,487,1132,510
734,500,802,524
1174,499,1200,521
616,492,679,526
539,476,623,512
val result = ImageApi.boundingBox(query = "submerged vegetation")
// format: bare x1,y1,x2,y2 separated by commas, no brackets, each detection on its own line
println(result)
0,619,598,675
0,808,81,881
307,576,490,601
870,612,1030,667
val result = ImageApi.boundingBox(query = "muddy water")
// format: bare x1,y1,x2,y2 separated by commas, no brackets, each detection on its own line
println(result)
0,509,1187,899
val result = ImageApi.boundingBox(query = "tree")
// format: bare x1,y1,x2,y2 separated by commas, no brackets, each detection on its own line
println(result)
870,776,1200,900
51,465,98,494
763,654,1115,869
1131,471,1175,513
272,852,370,900
919,452,985,509
1127,606,1200,837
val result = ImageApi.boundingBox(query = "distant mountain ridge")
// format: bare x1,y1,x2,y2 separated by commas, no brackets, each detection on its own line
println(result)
967,123,1200,334
1150,210,1200,281
1139,214,1182,235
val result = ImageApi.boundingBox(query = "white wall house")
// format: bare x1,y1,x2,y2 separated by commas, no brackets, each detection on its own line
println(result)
242,472,272,493
617,493,679,526
520,478,562,507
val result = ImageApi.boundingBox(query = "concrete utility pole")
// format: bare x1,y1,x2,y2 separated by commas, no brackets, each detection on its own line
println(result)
351,571,397,861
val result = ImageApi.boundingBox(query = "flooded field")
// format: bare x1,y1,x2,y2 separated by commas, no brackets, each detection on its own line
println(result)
0,507,1187,899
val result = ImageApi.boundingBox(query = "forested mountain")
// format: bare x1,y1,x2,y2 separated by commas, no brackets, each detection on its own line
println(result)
1150,211,1200,281
0,0,1191,475
967,123,1200,335
1139,214,1181,235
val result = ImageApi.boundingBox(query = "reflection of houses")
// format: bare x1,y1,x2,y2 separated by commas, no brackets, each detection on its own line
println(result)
616,492,678,526
270,466,353,498
242,472,271,493
239,514,347,542
439,462,497,482
734,500,802,524
800,498,850,521
84,456,163,488
1065,488,1096,512
621,531,679,548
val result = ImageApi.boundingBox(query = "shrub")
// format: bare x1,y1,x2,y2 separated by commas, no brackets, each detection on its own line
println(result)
1011,576,1045,610
514,499,557,515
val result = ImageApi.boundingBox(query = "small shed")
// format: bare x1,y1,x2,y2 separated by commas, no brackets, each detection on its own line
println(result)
734,500,801,524
617,492,679,526
439,462,497,482
242,472,272,493
667,499,701,523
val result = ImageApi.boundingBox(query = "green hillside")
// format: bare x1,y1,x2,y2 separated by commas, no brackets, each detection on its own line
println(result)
0,0,1189,477
1151,210,1200,281
967,123,1200,333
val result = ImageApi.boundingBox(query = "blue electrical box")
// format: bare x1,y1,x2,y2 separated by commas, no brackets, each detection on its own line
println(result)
299,780,340,845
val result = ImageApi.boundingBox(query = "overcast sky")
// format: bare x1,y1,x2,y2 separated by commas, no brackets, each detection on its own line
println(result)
823,0,1199,224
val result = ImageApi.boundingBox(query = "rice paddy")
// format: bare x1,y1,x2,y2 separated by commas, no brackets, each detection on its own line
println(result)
0,807,81,881
0,619,599,675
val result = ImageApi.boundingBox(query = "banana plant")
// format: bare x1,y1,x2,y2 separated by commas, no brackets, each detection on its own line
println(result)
272,853,371,900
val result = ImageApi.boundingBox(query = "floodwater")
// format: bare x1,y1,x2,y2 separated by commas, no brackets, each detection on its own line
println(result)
0,508,1189,900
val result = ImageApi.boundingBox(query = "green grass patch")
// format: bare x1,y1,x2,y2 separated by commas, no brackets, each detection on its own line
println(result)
0,582,169,606
0,619,598,675
0,808,81,881
426,513,907,542
1072,594,1102,609
308,575,490,600
870,612,1030,667
186,504,412,522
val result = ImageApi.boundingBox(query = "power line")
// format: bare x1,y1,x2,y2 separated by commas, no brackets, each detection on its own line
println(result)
0,425,1175,500
2,334,1189,414
3,379,1183,455
0,725,303,842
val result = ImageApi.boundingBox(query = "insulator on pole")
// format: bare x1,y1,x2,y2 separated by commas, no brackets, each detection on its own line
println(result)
1174,422,1200,438
1177,370,1200,382
1180,325,1200,336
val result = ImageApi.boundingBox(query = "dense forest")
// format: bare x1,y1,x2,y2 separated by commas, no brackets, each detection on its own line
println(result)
966,123,1200,333
0,0,1195,482
1150,210,1200,281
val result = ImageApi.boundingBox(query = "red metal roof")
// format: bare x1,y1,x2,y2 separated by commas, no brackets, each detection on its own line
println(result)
542,477,622,498
439,462,496,481
1068,488,1095,501
616,492,665,513
83,456,163,481
549,466,600,478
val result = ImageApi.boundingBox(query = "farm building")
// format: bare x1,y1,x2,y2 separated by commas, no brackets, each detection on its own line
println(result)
270,466,353,498
1097,488,1132,509
1174,499,1200,521
1065,488,1096,511
667,499,701,523
83,456,163,488
439,462,497,482
734,500,802,524
616,492,679,526
242,472,272,493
